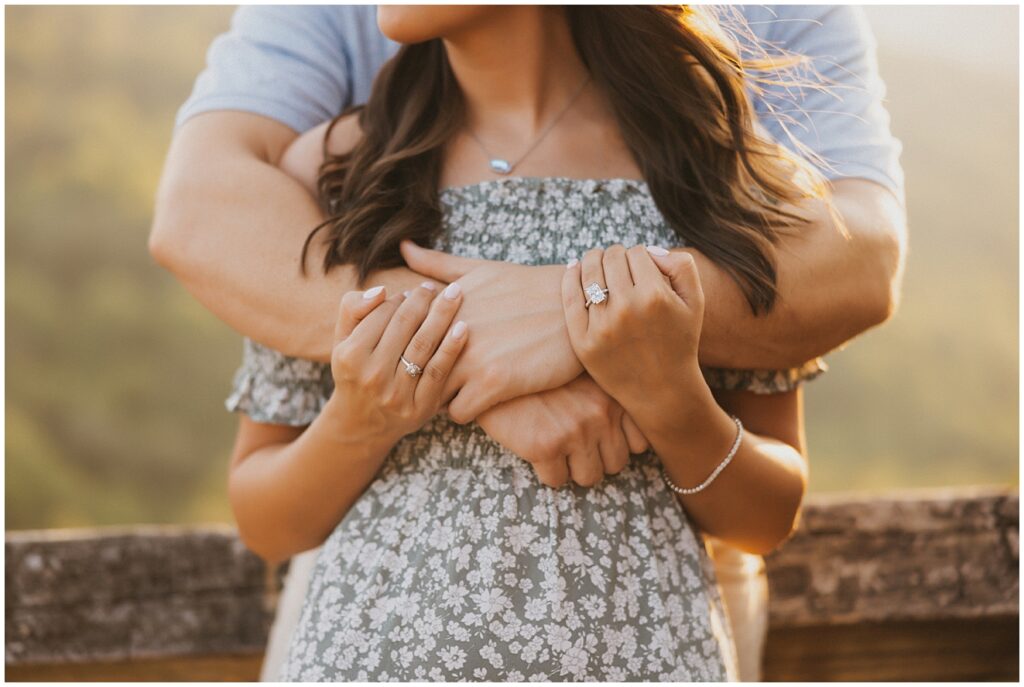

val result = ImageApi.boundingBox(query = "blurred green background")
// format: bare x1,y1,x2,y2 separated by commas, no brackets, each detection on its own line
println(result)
5,5,1018,530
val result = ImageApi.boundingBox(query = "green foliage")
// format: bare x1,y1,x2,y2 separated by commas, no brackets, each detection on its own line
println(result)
5,7,1018,530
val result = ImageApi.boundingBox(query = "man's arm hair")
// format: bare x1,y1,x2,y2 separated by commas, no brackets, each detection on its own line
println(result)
692,177,907,369
149,111,422,362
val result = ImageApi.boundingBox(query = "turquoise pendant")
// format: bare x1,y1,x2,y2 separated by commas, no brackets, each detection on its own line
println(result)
489,159,512,174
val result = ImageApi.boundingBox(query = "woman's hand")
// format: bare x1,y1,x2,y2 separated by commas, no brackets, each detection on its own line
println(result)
560,244,712,417
323,281,468,447
476,373,651,488
400,240,583,424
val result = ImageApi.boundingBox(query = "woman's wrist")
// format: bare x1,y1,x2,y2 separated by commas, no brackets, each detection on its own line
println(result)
615,361,713,434
319,394,403,457
644,394,739,492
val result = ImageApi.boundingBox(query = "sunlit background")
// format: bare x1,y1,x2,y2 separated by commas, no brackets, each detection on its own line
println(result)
5,5,1019,530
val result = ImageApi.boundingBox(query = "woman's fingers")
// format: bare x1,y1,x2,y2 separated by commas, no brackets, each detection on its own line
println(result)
372,282,440,361
601,244,634,293
645,245,703,306
397,281,464,391
414,318,469,406
343,292,405,353
624,244,665,287
335,285,388,341
578,247,609,326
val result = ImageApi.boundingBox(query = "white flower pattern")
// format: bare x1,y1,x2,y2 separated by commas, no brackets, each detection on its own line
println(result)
226,177,827,681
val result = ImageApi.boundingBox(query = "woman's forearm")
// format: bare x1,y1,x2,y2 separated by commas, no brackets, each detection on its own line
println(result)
631,387,807,555
228,403,397,565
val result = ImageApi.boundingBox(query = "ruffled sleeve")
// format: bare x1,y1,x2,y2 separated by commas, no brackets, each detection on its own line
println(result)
700,357,828,395
224,338,334,426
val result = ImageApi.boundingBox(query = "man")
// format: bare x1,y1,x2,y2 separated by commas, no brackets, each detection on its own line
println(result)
151,5,905,681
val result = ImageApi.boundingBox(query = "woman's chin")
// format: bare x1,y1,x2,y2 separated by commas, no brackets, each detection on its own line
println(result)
376,5,495,44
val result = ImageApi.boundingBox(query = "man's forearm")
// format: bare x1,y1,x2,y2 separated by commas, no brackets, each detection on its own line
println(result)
150,113,428,362
691,178,906,369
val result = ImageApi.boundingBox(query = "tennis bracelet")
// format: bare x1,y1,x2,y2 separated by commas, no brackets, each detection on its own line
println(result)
662,415,744,495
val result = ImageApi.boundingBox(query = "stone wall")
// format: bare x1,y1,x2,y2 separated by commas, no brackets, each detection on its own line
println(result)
6,486,1018,681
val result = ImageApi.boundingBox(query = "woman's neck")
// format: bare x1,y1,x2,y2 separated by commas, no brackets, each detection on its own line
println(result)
442,6,591,135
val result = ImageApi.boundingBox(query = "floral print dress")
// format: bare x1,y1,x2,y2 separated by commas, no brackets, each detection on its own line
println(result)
226,177,826,681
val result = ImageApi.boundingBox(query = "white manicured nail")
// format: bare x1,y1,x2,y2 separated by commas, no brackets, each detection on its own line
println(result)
566,258,579,269
421,281,437,291
452,321,467,339
646,245,669,257
363,285,385,299
403,290,411,298
443,282,461,300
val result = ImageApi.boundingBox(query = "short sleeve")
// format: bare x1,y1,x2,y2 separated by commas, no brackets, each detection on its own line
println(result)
701,357,828,395
225,338,334,426
735,5,905,203
174,5,356,134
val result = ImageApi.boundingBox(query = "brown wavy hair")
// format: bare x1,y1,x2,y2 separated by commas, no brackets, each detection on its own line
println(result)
301,6,829,315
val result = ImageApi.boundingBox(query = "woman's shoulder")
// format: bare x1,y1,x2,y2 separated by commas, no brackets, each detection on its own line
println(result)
278,111,365,192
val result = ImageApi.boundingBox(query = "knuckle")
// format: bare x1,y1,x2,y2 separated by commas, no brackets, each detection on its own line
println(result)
605,458,627,476
480,366,505,390
392,307,420,329
626,244,647,259
424,361,448,384
603,244,626,262
407,334,434,359
332,345,361,376
360,366,387,390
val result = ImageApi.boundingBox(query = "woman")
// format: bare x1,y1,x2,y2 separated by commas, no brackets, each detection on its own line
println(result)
227,6,827,680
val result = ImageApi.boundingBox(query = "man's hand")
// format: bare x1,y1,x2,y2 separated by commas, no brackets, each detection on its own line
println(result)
476,373,650,488
400,240,582,423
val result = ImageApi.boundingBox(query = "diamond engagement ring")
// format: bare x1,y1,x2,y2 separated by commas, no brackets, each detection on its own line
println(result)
584,282,610,308
399,354,423,378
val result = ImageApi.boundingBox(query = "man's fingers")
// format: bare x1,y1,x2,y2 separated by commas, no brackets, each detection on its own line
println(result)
336,285,388,341
561,259,588,344
621,412,650,454
445,380,498,425
531,456,571,489
567,446,604,487
599,427,630,476
399,239,486,283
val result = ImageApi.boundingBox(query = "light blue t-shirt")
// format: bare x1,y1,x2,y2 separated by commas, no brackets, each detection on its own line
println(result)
176,4,904,201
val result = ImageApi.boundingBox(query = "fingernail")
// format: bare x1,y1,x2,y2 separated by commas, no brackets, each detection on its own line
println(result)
443,282,461,300
403,290,411,298
646,245,669,257
421,281,436,291
566,258,579,269
363,285,385,299
452,320,467,339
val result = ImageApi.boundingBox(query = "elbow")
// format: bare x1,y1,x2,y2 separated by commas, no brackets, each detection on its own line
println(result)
228,471,291,568
148,171,203,279
235,524,290,569
743,467,808,556
857,215,909,331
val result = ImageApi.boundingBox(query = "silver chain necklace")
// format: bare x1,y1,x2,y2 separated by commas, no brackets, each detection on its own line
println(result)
466,74,591,175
